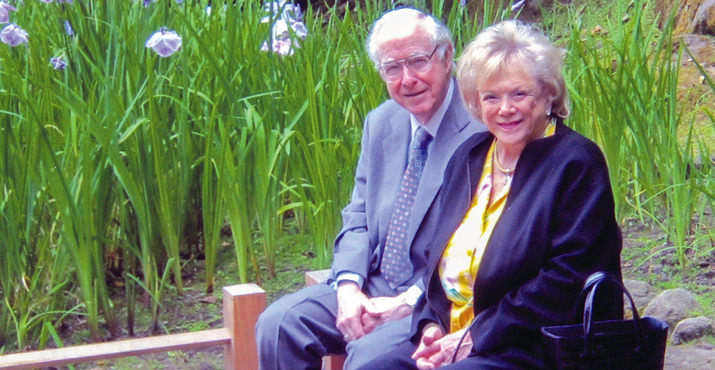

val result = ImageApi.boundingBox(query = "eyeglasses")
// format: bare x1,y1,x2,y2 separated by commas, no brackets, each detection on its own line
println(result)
379,45,439,81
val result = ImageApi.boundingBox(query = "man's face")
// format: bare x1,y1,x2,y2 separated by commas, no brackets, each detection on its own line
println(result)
378,31,453,124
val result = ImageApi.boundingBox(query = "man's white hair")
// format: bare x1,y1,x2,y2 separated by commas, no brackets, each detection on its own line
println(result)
366,8,453,68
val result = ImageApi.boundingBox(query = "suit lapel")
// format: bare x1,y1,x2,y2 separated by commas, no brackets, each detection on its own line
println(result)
406,87,472,246
378,108,411,245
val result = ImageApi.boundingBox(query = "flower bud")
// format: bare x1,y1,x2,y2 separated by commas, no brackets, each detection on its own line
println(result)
51,56,67,70
145,27,182,57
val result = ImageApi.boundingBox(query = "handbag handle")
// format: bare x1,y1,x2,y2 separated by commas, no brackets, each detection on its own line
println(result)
581,272,644,354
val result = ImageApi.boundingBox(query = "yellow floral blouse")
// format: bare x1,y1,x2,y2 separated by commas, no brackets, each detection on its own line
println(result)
438,121,556,332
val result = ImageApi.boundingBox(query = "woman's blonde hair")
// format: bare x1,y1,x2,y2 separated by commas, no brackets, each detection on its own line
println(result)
457,20,569,120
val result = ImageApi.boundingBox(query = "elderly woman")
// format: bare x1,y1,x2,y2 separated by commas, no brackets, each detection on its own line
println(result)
357,20,623,369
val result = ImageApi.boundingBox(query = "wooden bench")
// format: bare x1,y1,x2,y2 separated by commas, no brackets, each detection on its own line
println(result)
0,271,343,370
0,284,266,370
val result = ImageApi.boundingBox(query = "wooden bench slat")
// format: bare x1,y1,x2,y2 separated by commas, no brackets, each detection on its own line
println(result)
304,269,331,286
0,328,231,370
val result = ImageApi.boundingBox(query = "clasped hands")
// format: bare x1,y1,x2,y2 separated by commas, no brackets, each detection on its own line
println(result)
411,325,472,369
335,282,413,342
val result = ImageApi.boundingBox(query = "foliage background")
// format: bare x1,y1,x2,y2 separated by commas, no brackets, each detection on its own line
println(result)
0,0,712,360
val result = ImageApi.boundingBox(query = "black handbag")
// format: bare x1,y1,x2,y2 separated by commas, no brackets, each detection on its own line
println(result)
541,272,669,370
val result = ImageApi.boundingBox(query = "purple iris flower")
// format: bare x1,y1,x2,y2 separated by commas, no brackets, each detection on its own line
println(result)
260,0,308,56
51,56,67,70
145,27,182,57
0,2,17,24
0,23,28,47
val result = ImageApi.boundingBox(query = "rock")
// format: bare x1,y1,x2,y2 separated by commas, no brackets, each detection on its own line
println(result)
671,316,714,345
656,0,713,35
664,342,715,370
677,33,715,63
643,288,702,329
693,0,715,35
623,279,655,318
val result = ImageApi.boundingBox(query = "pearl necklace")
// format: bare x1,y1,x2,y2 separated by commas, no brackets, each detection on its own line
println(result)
493,145,516,186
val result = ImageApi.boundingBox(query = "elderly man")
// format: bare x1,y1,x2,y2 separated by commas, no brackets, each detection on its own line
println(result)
255,8,484,370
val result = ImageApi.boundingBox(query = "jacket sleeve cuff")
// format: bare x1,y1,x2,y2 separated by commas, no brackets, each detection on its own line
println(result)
331,272,364,290
402,284,424,307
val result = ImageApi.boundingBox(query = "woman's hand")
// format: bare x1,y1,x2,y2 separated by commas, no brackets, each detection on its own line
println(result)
337,283,416,340
412,324,446,369
412,326,473,369
360,295,413,333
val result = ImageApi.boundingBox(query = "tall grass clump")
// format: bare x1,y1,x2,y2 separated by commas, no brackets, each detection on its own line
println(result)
1,0,389,349
563,0,712,267
279,6,373,267
684,44,715,265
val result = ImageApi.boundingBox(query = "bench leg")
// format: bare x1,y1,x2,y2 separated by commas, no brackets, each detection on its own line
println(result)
223,284,266,370
323,354,346,370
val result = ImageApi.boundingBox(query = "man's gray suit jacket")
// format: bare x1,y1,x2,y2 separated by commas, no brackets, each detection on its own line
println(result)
331,82,485,297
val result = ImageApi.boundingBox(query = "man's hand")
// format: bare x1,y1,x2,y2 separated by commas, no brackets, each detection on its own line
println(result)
335,281,373,342
412,325,472,369
360,294,413,333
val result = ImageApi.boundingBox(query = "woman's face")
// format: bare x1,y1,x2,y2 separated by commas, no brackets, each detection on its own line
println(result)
476,66,552,151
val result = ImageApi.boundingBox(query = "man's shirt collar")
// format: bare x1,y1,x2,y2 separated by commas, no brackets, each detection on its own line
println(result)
409,79,453,138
